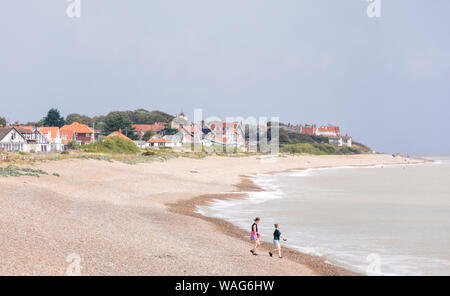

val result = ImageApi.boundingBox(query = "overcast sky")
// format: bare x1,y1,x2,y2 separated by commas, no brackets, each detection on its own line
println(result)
1,1,449,154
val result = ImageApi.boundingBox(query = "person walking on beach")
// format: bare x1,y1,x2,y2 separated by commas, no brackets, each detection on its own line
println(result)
269,224,287,258
250,217,261,256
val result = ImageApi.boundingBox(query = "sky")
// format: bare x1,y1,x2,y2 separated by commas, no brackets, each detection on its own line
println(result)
0,0,449,154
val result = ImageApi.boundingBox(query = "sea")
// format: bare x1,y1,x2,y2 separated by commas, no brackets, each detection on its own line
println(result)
197,156,450,276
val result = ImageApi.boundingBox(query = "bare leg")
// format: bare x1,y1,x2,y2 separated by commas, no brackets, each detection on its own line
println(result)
252,240,260,253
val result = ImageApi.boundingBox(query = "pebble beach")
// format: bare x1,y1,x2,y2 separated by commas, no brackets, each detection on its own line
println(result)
0,154,423,275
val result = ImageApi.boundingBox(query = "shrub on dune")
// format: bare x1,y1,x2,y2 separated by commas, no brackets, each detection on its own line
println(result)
81,137,140,154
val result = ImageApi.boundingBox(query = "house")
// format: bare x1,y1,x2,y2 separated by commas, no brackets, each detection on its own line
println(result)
132,123,167,139
133,140,148,149
17,127,52,152
147,137,172,148
328,135,352,147
0,126,52,153
60,122,94,145
163,134,183,147
0,127,28,152
173,121,246,151
38,127,65,152
316,125,340,137
300,124,340,137
206,121,246,148
177,124,203,144
342,135,352,147
106,130,132,141
300,125,316,135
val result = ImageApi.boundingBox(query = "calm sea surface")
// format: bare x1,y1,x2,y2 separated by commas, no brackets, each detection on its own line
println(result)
198,157,450,275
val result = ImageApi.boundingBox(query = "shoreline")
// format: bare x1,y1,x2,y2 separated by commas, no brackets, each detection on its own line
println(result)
168,174,356,276
167,159,432,276
0,154,428,275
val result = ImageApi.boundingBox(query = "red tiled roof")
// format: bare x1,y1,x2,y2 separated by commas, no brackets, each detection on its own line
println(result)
59,122,93,144
318,125,340,133
132,123,167,133
301,126,315,135
5,125,34,132
38,127,60,139
60,122,93,134
148,138,171,143
107,131,132,141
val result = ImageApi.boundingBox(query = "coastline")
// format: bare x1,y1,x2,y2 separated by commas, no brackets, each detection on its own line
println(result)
0,154,427,275
167,175,360,276
167,160,431,276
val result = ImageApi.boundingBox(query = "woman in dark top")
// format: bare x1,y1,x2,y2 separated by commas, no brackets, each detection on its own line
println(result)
269,223,287,258
250,217,261,255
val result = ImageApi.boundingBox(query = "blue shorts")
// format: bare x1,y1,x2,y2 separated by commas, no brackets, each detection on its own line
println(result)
273,240,280,245
251,235,259,241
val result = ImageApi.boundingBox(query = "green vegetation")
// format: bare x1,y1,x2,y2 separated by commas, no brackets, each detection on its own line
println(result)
352,141,373,153
163,127,179,135
65,113,94,126
281,143,339,155
142,130,155,142
276,126,370,155
27,108,174,140
53,173,60,177
123,109,174,124
0,165,48,178
74,154,113,162
43,108,65,127
103,112,135,137
280,142,361,155
278,128,329,145
66,140,80,150
0,116,6,127
68,109,174,140
81,137,140,154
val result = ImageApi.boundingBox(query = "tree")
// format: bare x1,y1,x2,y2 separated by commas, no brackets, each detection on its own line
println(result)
142,130,154,142
66,113,93,126
0,117,6,127
163,127,179,135
104,112,134,135
43,108,65,127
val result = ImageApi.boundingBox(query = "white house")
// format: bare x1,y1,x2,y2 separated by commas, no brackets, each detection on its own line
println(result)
147,137,172,148
38,127,65,152
328,135,352,147
0,127,52,153
0,127,28,152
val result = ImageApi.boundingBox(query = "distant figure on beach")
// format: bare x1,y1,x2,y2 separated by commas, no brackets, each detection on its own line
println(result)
269,224,287,259
250,217,261,256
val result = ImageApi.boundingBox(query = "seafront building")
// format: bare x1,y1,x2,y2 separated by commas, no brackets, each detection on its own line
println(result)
38,127,65,152
132,123,167,139
297,124,352,147
328,135,352,147
0,126,52,153
60,122,95,145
